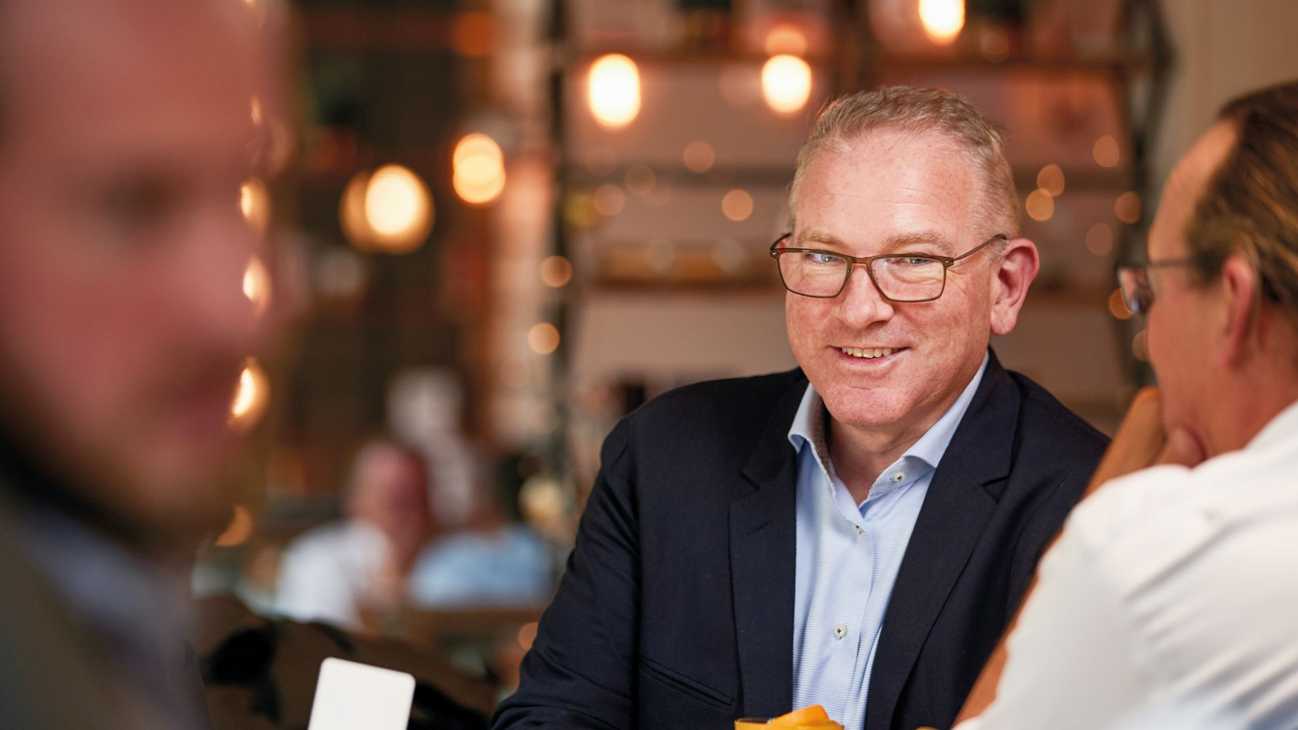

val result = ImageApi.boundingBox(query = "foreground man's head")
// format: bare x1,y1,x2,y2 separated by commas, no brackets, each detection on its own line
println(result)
778,87,1039,450
1137,82,1298,456
0,0,287,548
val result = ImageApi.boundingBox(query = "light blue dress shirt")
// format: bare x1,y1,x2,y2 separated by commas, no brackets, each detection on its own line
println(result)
789,355,988,729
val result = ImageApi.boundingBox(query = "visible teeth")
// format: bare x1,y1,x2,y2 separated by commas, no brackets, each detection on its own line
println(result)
841,347,895,359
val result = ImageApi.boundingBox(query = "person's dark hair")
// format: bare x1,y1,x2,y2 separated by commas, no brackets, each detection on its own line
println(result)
1185,82,1298,314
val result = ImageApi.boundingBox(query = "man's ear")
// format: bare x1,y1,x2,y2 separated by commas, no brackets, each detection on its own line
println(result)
1217,254,1260,368
989,237,1040,336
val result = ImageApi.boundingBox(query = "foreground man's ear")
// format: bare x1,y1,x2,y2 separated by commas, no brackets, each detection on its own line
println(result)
989,237,1039,336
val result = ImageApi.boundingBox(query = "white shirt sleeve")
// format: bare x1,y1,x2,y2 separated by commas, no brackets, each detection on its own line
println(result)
968,519,1158,730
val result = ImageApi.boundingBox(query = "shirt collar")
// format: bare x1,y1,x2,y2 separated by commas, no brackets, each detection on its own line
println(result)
1246,395,1298,452
788,353,990,474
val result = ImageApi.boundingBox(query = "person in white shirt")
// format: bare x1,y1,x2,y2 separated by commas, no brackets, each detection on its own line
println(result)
955,81,1298,730
277,440,434,629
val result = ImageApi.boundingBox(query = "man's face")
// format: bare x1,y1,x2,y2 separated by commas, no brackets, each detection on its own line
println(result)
786,129,1007,442
0,1,282,540
1145,122,1237,442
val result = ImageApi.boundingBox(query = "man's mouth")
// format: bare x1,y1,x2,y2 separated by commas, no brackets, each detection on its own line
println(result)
838,346,903,360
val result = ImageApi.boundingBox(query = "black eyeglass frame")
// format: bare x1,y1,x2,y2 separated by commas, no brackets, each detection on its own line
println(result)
768,233,1009,302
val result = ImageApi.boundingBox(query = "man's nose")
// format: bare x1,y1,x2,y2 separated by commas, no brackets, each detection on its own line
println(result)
833,263,896,327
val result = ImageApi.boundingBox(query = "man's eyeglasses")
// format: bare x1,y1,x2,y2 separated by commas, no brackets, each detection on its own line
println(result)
1116,257,1204,315
768,233,1007,302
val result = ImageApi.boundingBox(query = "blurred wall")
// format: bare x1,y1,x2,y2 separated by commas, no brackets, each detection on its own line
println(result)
1154,0,1298,192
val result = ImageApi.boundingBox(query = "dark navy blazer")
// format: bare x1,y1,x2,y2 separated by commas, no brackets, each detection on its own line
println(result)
495,351,1107,730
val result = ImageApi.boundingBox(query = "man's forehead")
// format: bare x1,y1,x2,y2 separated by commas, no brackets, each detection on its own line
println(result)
1153,121,1238,251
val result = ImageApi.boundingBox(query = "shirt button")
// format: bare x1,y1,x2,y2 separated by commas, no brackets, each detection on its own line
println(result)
854,524,864,537
833,625,847,640
892,472,904,483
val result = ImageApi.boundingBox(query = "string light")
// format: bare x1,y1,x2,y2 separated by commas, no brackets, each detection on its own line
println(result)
919,0,965,45
588,54,641,129
230,358,270,430
540,256,573,288
452,133,506,206
242,256,272,316
340,166,434,253
761,54,813,115
240,179,271,235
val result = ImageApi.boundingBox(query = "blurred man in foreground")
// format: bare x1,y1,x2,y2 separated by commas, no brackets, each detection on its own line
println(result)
0,1,286,727
957,82,1298,729
497,87,1106,730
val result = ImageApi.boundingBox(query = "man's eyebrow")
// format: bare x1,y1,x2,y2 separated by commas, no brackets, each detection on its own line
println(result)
796,229,956,253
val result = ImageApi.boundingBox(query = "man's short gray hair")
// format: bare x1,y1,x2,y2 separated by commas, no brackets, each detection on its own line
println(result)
789,86,1020,234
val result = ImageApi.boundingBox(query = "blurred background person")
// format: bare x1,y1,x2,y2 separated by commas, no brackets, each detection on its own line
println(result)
409,450,553,610
0,0,287,728
276,439,435,629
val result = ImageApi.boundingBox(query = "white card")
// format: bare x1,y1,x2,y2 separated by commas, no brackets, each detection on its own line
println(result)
307,657,416,730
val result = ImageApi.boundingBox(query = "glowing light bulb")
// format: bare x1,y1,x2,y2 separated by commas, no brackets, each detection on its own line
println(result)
761,54,813,116
919,0,965,45
452,133,506,205
229,358,270,430
242,256,272,316
239,178,270,235
588,54,641,129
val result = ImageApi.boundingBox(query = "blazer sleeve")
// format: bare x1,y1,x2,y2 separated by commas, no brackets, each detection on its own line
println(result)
492,419,640,730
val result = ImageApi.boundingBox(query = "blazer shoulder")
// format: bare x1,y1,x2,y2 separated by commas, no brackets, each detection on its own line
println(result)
1008,370,1109,463
623,368,804,435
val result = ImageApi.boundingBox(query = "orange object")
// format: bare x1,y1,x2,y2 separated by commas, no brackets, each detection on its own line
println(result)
771,705,831,726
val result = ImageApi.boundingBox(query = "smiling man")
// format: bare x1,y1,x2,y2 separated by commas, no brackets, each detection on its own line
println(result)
495,87,1106,730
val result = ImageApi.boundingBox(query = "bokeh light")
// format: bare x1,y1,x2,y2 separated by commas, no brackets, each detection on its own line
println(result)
919,0,966,45
1093,135,1122,168
453,132,507,206
1025,189,1055,222
588,54,641,129
1114,191,1142,224
624,164,656,196
540,256,574,288
240,178,271,235
1036,164,1066,197
243,256,272,316
340,165,434,253
761,55,813,116
528,323,561,355
683,141,716,174
593,184,626,217
722,189,755,222
230,358,270,430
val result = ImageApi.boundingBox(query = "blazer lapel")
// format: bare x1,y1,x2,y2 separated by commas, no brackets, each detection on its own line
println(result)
865,353,1019,730
730,374,806,718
